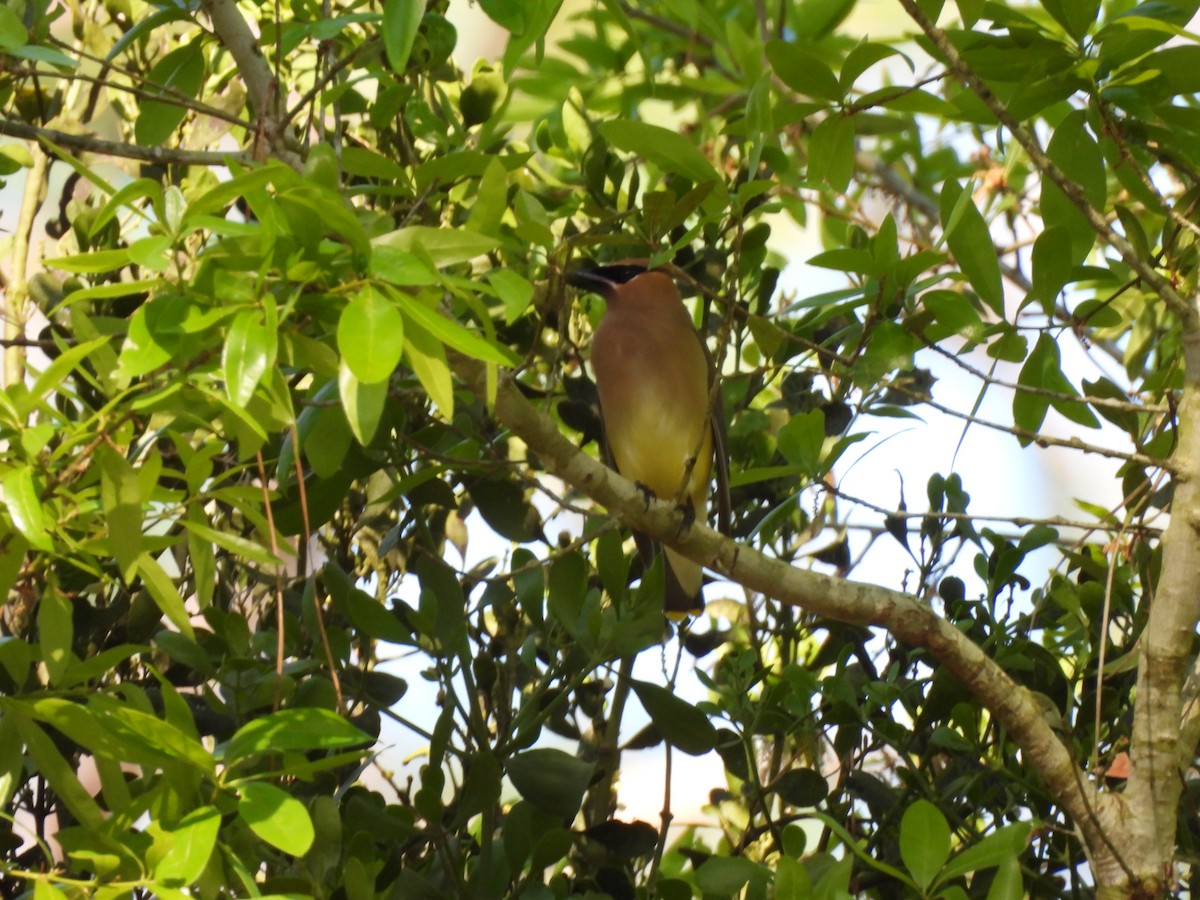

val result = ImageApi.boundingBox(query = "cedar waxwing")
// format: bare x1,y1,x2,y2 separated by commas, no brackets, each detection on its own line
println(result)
568,262,731,617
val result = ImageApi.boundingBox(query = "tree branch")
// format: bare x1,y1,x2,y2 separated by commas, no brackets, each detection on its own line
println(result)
0,118,252,167
199,0,300,166
452,354,1119,867
1126,327,1200,886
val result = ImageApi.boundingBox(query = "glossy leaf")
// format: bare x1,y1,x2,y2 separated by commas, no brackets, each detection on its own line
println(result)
942,822,1031,879
338,360,388,444
238,781,315,856
338,287,405,383
155,806,221,885
224,309,277,408
402,318,454,418
2,467,53,551
599,120,726,193
97,444,142,581
226,708,371,765
372,225,499,268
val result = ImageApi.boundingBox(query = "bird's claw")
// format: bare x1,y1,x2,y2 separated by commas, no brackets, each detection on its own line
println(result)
634,481,656,509
676,499,696,536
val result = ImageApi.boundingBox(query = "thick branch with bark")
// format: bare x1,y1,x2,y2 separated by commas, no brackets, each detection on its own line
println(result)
199,0,300,166
452,354,1121,869
1124,327,1200,891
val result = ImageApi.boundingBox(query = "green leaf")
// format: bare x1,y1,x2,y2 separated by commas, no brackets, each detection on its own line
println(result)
128,235,173,271
766,40,843,101
341,145,408,181
155,806,221,885
46,248,132,277
403,318,455,419
987,856,1024,900
696,857,769,895
940,179,1004,316
942,822,1031,880
1030,226,1076,311
136,555,196,640
777,409,825,475
28,335,112,405
181,518,281,567
455,751,502,824
1042,0,1100,39
400,294,518,365
486,268,534,323
7,45,77,67
0,635,32,686
2,466,54,551
1015,333,1099,439
97,444,142,582
0,714,21,808
547,550,588,636
0,5,29,48
339,287,405,383
344,590,411,644
371,225,500,268
383,0,423,71
301,403,353,478
38,584,73,686
631,679,717,755
900,799,951,890
506,748,594,819
224,309,277,408
225,708,371,766
807,115,855,192
116,294,183,380
88,696,215,773
792,0,856,39
184,163,286,220
841,41,910,90
599,120,726,195
135,43,205,145
1041,110,1105,258
238,781,315,856
338,360,388,444
774,854,813,899
16,715,105,829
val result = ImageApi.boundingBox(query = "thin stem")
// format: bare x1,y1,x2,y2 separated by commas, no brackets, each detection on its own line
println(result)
5,146,47,388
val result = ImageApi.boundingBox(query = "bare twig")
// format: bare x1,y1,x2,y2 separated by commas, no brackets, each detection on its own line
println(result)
0,118,252,167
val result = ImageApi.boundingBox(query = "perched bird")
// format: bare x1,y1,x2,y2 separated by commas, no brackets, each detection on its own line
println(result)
567,262,731,617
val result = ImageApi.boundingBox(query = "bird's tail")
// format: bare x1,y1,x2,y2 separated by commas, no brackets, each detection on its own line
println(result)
663,547,704,619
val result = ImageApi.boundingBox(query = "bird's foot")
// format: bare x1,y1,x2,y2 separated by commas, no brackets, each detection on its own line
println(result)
634,481,656,509
675,499,696,536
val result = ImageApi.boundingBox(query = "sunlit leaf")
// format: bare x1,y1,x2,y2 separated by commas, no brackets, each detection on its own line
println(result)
338,287,405,383
238,782,315,856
